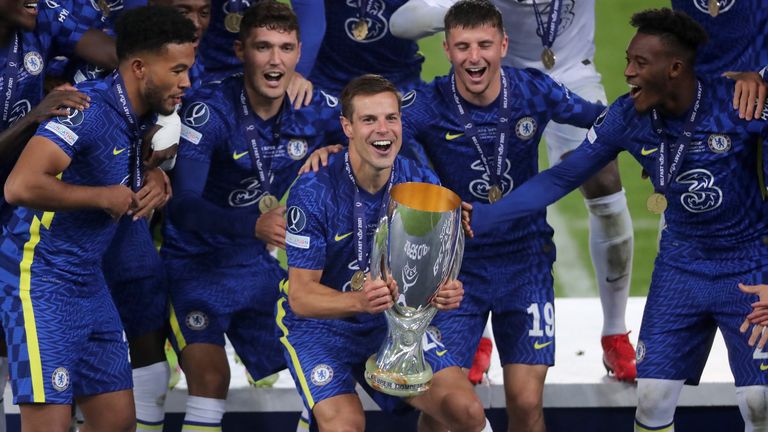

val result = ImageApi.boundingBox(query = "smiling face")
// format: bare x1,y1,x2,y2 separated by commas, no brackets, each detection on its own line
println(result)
624,32,680,114
140,42,196,115
152,0,211,44
443,23,507,106
236,26,300,104
0,0,38,31
342,91,402,174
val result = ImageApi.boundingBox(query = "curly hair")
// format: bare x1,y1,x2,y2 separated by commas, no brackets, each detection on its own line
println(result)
630,8,708,64
114,5,197,60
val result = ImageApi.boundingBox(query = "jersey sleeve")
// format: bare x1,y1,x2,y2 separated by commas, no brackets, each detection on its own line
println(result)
35,107,93,159
286,173,327,270
178,99,226,164
471,104,625,236
38,1,92,58
292,0,325,76
525,68,604,129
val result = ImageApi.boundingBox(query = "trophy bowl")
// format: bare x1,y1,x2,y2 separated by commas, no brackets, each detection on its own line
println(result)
364,182,464,397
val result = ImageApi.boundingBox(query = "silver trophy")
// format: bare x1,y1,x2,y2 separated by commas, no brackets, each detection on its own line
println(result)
364,182,464,397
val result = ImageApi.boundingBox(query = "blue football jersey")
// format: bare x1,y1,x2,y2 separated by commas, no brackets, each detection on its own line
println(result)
672,0,763,77
309,0,424,94
0,73,148,285
162,76,345,263
284,151,439,323
474,77,768,252
402,66,603,259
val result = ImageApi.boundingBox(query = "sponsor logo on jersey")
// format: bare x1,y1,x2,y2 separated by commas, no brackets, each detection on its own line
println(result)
636,340,646,364
707,134,731,153
287,138,308,160
320,90,338,107
45,121,79,146
334,232,353,241
183,102,210,127
8,99,30,125
51,367,70,391
640,146,658,156
113,147,126,156
445,131,464,141
515,116,537,140
310,364,333,386
676,169,722,213
533,340,553,350
23,51,44,76
185,311,209,330
56,108,84,127
180,124,202,145
233,150,248,160
401,90,417,108
593,107,609,127
760,362,768,372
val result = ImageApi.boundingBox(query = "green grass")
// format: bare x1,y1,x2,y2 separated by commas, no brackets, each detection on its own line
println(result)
417,0,668,297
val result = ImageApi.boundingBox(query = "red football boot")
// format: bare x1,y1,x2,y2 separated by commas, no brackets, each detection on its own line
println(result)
601,332,637,382
468,337,492,385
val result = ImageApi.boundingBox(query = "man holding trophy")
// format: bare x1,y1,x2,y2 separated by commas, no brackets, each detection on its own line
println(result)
278,74,489,431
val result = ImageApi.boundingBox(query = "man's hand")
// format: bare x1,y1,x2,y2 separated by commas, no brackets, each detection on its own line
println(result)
130,167,172,220
725,71,767,120
358,275,395,314
29,88,91,124
298,144,343,174
100,184,135,220
143,112,181,169
287,72,314,109
461,201,474,238
432,279,464,311
738,283,768,349
255,204,287,249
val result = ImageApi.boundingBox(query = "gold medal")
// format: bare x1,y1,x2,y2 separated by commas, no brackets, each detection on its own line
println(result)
350,270,365,291
98,0,110,16
646,193,668,214
225,12,242,33
488,185,502,204
541,47,556,70
708,0,720,17
258,193,279,214
352,20,369,41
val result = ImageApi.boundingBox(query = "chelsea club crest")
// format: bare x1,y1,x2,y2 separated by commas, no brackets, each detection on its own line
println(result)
515,116,537,140
24,51,44,76
287,138,308,160
707,134,731,153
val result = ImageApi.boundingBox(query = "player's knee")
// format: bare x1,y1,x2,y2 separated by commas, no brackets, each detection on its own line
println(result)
506,389,543,425
189,367,230,396
635,379,681,427
441,392,486,431
89,409,136,432
314,410,364,432
735,385,768,430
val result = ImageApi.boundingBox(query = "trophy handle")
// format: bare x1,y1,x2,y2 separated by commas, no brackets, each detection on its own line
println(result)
370,215,389,282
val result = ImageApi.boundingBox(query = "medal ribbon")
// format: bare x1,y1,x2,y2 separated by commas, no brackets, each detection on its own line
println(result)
228,0,245,13
358,0,369,21
531,0,562,51
1,33,22,129
111,72,143,192
449,71,511,194
238,89,284,197
343,151,394,275
650,81,702,194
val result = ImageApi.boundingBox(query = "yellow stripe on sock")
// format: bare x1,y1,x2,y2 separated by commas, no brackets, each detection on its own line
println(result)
169,303,187,351
275,293,315,408
181,425,221,432
635,421,674,432
19,211,55,403
136,421,164,431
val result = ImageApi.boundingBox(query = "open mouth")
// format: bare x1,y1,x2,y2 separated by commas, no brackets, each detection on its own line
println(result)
22,0,38,13
370,139,393,153
264,71,284,82
466,66,487,80
628,83,642,99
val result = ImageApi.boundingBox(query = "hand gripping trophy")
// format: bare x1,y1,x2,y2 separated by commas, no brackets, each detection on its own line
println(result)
365,182,464,397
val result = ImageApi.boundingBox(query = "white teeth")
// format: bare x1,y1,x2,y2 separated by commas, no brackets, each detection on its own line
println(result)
467,67,484,72
372,140,392,147
265,72,281,77
628,84,639,89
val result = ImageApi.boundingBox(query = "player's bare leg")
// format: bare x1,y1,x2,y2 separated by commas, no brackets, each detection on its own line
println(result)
19,404,72,432
409,366,486,432
312,394,366,432
178,343,229,430
76,389,136,432
503,364,547,432
568,155,636,382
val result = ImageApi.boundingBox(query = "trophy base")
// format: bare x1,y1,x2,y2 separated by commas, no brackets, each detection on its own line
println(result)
364,355,433,397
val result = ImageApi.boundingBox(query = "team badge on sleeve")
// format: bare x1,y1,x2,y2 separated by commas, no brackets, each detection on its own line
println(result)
515,117,537,140
707,134,731,153
51,367,70,391
310,364,333,386
287,138,308,160
401,90,417,108
23,51,44,76
286,206,310,249
183,102,210,127
320,91,339,108
56,108,84,127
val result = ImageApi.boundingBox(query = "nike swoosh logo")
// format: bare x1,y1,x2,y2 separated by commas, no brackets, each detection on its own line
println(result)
436,349,448,356
606,274,628,283
761,363,768,371
233,151,249,160
445,132,464,141
334,232,353,242
113,147,126,155
640,146,658,156
534,341,553,350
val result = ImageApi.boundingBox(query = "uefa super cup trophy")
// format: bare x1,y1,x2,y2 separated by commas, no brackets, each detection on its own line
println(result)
364,182,464,397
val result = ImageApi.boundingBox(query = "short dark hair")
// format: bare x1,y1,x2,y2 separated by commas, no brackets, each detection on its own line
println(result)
341,74,401,120
444,0,503,37
115,6,197,60
630,8,708,64
240,0,300,42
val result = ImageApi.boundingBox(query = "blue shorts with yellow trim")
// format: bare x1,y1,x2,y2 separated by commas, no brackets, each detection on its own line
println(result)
638,242,768,387
275,285,458,429
431,245,556,368
166,257,285,381
107,273,167,340
0,269,132,404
